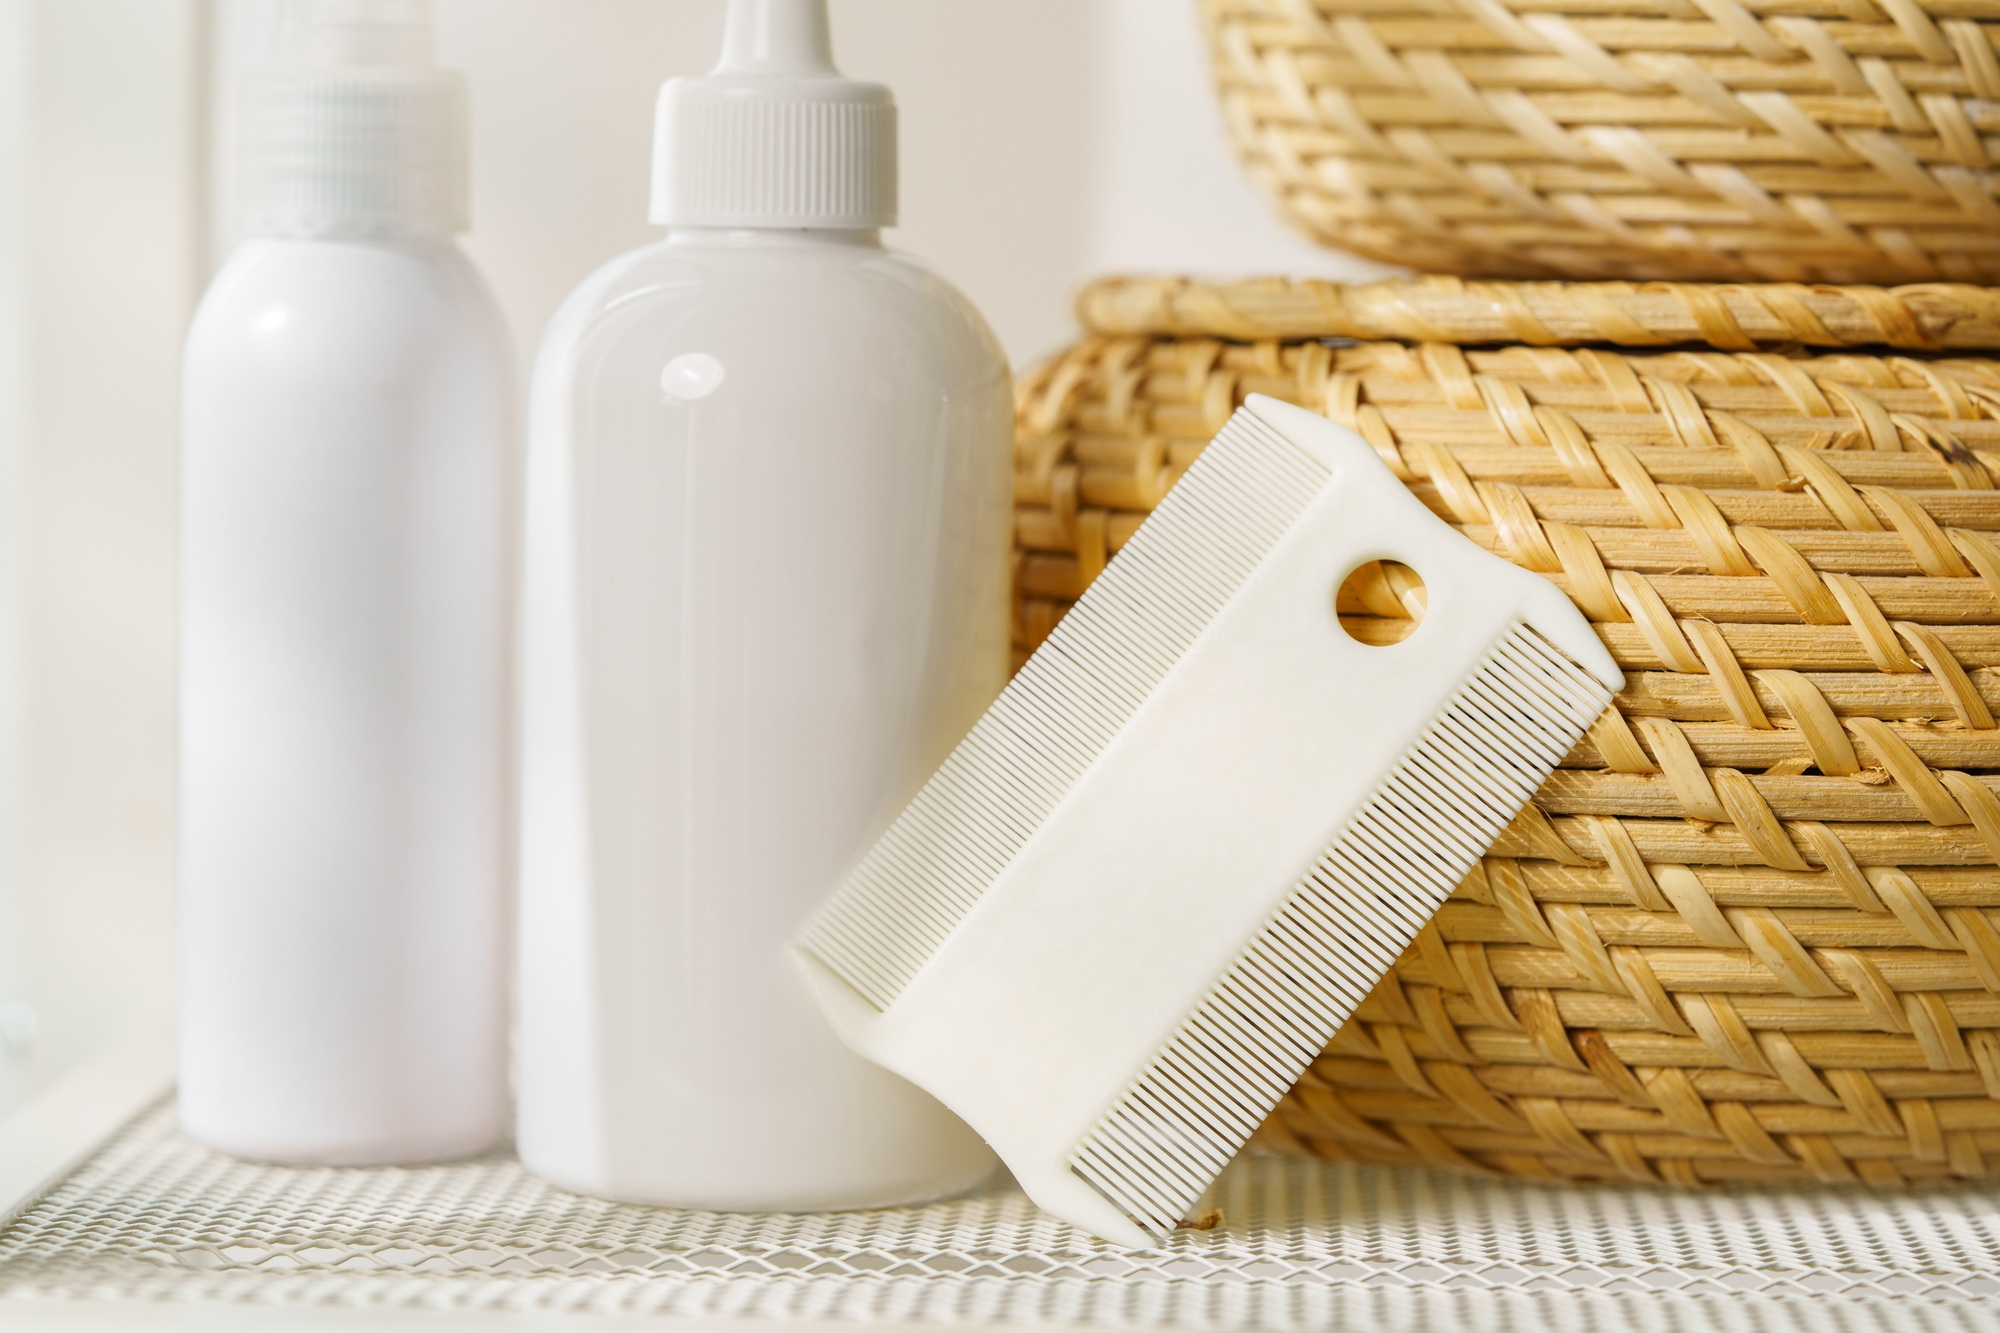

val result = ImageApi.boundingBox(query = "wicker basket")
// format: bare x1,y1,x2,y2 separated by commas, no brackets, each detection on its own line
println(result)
1202,0,2000,283
1015,276,2000,1187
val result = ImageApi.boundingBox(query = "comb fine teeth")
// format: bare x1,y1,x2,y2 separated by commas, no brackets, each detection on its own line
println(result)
1067,623,1612,1240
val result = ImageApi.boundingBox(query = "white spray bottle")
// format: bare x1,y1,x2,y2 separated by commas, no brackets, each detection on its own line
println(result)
516,0,1011,1209
179,0,513,1165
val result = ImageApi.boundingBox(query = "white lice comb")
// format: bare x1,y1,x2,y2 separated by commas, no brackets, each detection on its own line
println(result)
792,395,1622,1247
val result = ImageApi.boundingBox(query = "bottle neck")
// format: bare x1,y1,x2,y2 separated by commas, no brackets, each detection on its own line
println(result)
664,226,883,250
243,222,457,250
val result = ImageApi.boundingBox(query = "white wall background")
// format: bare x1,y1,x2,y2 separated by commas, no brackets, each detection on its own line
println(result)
0,0,30,1113
0,0,204,1117
2,0,1394,1116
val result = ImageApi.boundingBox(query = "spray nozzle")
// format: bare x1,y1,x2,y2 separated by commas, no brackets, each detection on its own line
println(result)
245,0,466,238
279,0,437,70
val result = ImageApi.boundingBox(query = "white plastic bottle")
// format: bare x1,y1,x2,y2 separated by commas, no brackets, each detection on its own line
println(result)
180,0,512,1165
517,0,1011,1210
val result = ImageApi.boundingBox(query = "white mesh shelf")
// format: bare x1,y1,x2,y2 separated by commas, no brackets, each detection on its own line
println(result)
3,1102,2000,1330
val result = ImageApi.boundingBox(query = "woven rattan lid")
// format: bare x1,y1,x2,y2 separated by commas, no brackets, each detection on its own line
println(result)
1198,0,2000,286
1077,276,2000,352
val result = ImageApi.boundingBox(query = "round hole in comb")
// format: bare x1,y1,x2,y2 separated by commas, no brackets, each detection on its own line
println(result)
1335,561,1426,646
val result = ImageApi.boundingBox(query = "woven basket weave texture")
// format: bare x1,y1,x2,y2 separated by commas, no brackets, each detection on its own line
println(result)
1202,0,2000,283
1014,276,2000,1188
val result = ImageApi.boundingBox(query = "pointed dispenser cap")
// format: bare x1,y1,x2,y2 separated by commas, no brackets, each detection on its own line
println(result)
650,0,896,230
241,0,470,238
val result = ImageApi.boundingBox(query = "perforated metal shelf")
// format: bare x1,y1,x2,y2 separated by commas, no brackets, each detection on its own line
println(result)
3,1102,2000,1329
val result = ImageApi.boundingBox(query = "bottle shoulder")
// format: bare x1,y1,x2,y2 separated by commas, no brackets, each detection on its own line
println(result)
187,237,513,381
537,237,1005,377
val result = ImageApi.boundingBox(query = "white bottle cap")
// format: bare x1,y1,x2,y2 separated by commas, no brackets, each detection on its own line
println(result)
240,0,470,239
650,0,896,231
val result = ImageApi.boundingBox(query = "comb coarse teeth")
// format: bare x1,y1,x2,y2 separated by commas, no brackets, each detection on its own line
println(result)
1065,624,1613,1241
